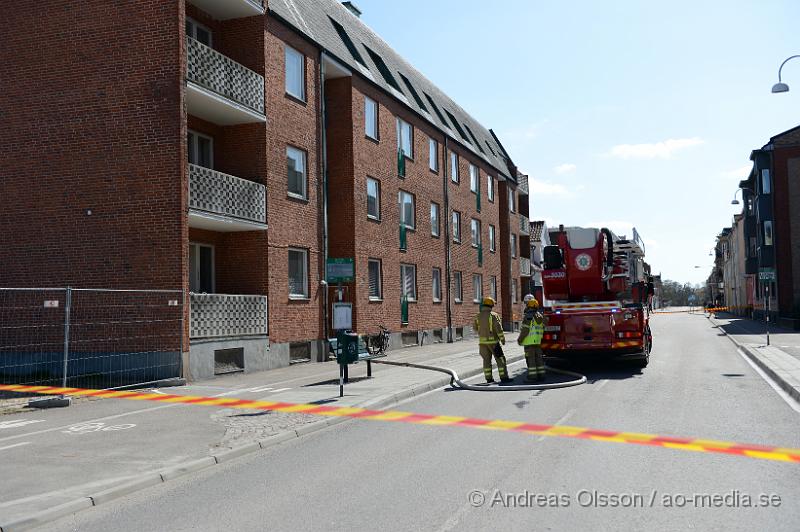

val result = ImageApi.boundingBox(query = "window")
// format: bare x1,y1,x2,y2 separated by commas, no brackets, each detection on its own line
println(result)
367,177,380,220
287,146,307,199
364,45,402,92
749,236,757,257
429,138,439,172
473,274,483,303
189,243,214,293
328,16,366,67
452,211,461,242
424,92,448,127
453,271,463,302
508,188,515,212
764,221,773,246
489,225,496,252
464,124,485,154
487,175,495,202
400,263,417,301
285,45,305,100
761,169,771,194
469,164,479,193
511,234,517,258
490,275,497,300
511,279,518,303
399,72,428,111
288,248,309,298
188,130,213,168
450,152,459,183
444,109,469,143
432,268,442,302
398,190,415,229
365,97,378,140
368,259,382,300
471,218,481,248
397,118,413,158
430,202,440,237
186,18,212,46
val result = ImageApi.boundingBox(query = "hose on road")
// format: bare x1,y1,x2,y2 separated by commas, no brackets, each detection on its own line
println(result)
371,360,586,391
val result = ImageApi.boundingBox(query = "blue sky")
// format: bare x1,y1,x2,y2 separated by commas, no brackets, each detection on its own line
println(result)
356,0,798,284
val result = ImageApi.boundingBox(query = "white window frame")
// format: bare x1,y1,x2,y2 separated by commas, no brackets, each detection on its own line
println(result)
489,225,496,252
432,268,442,302
368,258,383,301
487,175,495,202
399,190,415,229
365,96,378,140
429,138,439,172
189,242,215,293
186,17,212,46
430,202,440,237
452,211,461,243
508,188,515,213
450,152,459,183
469,164,479,193
453,271,463,303
472,273,483,303
285,45,306,101
401,263,417,301
470,218,481,248
287,145,307,199
397,118,414,159
288,247,309,299
490,275,497,301
188,130,214,169
367,177,381,220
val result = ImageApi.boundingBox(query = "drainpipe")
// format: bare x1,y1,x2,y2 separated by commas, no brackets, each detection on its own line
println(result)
443,135,453,342
319,51,330,347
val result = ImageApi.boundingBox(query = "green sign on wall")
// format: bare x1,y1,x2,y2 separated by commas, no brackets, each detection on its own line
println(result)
327,258,354,283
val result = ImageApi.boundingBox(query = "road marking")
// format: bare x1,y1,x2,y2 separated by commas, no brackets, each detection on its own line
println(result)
62,422,136,435
269,388,291,393
0,442,31,452
737,348,800,414
0,419,45,430
594,379,609,391
2,383,798,464
248,386,273,393
538,408,576,442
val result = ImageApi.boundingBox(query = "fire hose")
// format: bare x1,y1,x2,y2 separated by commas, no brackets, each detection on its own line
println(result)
371,359,587,391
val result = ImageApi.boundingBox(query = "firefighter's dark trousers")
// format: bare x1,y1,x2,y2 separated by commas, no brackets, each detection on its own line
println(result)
479,344,508,382
525,345,545,381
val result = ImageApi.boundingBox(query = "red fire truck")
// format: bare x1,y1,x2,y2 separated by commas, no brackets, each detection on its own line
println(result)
540,225,654,367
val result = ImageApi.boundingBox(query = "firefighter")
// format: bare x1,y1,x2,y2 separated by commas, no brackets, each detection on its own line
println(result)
518,297,546,382
473,297,510,383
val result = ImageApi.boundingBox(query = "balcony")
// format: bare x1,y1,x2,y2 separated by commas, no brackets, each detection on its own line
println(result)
520,257,532,277
186,37,266,125
519,214,530,235
190,293,268,339
517,174,529,195
189,164,267,231
188,0,264,20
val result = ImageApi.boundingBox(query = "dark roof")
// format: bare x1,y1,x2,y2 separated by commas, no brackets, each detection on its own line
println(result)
268,0,513,179
530,220,546,241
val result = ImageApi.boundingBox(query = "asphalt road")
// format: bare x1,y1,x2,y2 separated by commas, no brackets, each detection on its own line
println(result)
43,313,800,531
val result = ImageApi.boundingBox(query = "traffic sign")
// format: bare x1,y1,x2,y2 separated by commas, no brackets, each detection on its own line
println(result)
759,268,776,281
327,258,354,283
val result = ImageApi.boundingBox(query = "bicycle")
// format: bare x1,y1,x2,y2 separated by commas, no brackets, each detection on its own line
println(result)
364,325,390,358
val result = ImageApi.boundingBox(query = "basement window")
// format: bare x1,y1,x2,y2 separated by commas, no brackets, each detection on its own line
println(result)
444,109,470,144
363,45,402,93
329,16,367,67
398,72,428,112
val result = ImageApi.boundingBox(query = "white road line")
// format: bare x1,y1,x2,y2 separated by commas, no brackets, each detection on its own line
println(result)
0,442,31,452
269,388,291,393
247,386,274,393
594,379,609,391
538,408,577,441
737,348,800,414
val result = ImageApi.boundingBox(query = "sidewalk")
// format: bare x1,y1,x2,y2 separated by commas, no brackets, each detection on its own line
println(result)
711,312,800,403
0,338,528,530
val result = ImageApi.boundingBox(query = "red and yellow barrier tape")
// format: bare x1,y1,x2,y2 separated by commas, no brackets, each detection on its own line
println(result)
1,383,798,464
652,306,732,315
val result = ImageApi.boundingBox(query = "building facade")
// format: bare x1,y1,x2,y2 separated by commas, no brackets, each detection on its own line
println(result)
0,0,530,379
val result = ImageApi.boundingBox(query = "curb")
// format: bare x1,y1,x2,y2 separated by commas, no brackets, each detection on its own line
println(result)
711,316,800,403
0,352,525,531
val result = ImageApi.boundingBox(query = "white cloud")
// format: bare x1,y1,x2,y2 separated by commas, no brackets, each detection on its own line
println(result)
588,220,635,237
530,178,571,197
554,163,577,174
607,137,705,159
721,164,752,180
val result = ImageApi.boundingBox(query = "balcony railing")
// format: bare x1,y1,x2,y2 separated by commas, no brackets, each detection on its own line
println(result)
517,174,529,195
520,257,532,277
189,164,266,227
519,215,530,235
190,293,268,339
186,37,265,115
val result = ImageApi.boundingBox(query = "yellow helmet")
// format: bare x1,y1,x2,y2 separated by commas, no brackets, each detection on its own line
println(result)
481,296,496,307
526,298,540,309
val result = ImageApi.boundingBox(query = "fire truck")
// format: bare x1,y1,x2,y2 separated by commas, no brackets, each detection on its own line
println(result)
540,225,654,367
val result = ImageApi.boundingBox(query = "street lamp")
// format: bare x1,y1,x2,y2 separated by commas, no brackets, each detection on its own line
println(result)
771,55,799,93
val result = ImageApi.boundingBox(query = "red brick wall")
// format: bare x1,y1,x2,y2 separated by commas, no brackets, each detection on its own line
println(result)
0,0,186,291
771,144,800,315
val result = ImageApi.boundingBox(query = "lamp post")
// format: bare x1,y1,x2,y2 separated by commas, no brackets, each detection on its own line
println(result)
771,55,799,93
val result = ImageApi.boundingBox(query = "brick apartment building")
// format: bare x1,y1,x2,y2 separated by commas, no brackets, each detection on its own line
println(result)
0,0,531,380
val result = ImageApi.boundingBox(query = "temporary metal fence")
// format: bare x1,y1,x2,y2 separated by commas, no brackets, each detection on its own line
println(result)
0,288,183,390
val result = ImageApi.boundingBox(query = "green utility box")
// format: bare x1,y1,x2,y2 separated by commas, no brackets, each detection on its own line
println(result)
336,330,360,365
